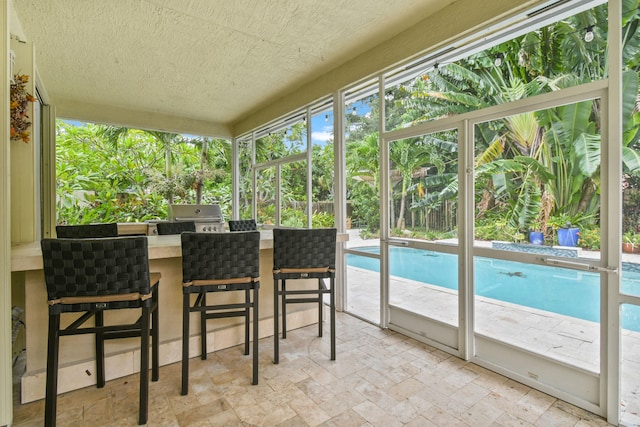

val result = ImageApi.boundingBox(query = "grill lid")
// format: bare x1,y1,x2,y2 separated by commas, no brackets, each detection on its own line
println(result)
168,204,223,222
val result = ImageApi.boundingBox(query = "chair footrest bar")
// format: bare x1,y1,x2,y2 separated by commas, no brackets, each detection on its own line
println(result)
280,289,330,295
59,324,156,337
204,310,248,320
191,302,253,312
282,297,324,304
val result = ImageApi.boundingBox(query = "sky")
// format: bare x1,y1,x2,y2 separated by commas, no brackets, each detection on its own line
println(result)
63,100,372,146
310,99,371,145
311,111,334,145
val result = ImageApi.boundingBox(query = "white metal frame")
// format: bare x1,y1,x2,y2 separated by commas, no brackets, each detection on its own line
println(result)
230,0,631,422
380,75,618,418
333,90,347,312
0,3,12,424
253,152,306,226
606,0,622,423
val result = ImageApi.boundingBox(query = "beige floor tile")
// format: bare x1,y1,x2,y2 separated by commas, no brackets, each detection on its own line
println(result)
11,311,614,427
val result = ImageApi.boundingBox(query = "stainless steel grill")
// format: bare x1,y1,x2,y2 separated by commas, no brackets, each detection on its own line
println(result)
147,204,226,235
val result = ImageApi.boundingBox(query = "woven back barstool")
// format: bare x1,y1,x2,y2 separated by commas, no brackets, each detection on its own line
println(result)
272,228,337,364
180,231,261,394
156,220,196,235
228,219,257,232
41,236,160,426
55,222,119,238
55,222,148,409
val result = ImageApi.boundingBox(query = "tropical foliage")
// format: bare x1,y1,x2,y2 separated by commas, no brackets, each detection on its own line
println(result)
353,1,640,246
248,121,336,227
56,122,231,224
57,1,640,250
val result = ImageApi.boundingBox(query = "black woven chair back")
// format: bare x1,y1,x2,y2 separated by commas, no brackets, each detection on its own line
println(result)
156,221,196,235
181,231,260,283
55,223,118,238
41,235,159,425
272,227,337,364
273,228,337,272
41,237,152,313
228,219,257,232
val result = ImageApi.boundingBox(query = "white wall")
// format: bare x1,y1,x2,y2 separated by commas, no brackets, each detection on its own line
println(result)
1,1,13,425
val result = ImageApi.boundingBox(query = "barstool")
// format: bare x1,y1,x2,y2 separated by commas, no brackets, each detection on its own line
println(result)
156,220,196,235
41,236,160,426
228,219,257,231
54,222,140,395
55,222,119,238
180,231,261,394
272,228,337,364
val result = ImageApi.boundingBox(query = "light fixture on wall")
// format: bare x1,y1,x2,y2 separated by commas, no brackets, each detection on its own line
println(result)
494,54,503,67
584,25,594,42
352,107,357,116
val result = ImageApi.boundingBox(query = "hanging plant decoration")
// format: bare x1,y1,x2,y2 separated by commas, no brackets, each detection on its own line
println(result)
10,74,36,143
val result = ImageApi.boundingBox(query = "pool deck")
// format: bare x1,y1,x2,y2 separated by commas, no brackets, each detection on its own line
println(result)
344,230,640,426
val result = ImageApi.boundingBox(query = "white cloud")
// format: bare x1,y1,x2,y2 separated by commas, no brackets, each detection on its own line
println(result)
312,131,333,144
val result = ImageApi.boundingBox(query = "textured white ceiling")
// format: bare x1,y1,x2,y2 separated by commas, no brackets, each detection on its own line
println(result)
12,0,454,133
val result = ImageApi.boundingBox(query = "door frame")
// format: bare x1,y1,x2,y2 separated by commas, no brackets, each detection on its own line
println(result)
380,79,617,418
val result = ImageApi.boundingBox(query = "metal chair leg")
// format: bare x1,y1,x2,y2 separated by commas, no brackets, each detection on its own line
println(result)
281,279,287,339
252,284,259,385
45,314,61,427
274,279,279,364
181,293,190,396
318,279,323,337
138,307,150,425
244,289,250,355
200,293,207,360
95,310,105,388
151,290,159,382
330,276,336,361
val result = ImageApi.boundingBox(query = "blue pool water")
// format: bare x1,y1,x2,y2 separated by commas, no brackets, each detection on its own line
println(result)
348,246,640,332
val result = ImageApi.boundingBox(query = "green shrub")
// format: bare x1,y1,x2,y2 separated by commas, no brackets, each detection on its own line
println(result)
312,211,335,228
579,227,600,250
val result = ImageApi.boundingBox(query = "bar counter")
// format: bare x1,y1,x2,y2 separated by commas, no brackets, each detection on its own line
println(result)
11,231,347,403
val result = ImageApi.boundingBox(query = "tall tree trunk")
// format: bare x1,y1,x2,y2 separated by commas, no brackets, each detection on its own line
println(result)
396,192,406,229
411,193,415,228
424,207,429,232
195,140,208,204
396,178,407,229
576,178,597,216
165,143,173,205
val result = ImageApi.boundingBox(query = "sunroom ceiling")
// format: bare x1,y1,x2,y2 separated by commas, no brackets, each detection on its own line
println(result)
12,0,455,136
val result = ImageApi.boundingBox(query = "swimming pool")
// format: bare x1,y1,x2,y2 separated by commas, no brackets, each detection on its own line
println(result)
347,246,640,332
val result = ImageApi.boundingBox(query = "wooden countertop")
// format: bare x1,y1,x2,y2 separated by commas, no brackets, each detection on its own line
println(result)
11,230,347,272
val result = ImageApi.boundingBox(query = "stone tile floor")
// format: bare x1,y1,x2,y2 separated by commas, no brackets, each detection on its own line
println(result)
344,232,640,426
12,312,613,426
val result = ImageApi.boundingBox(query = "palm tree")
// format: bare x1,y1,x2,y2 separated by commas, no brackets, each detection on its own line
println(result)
347,132,380,231
144,130,184,205
400,2,640,233
389,138,442,229
188,137,231,204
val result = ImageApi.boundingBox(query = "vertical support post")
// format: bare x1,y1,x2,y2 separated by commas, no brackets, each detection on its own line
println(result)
333,90,346,312
306,105,313,228
606,0,622,424
232,137,239,220
0,2,13,424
